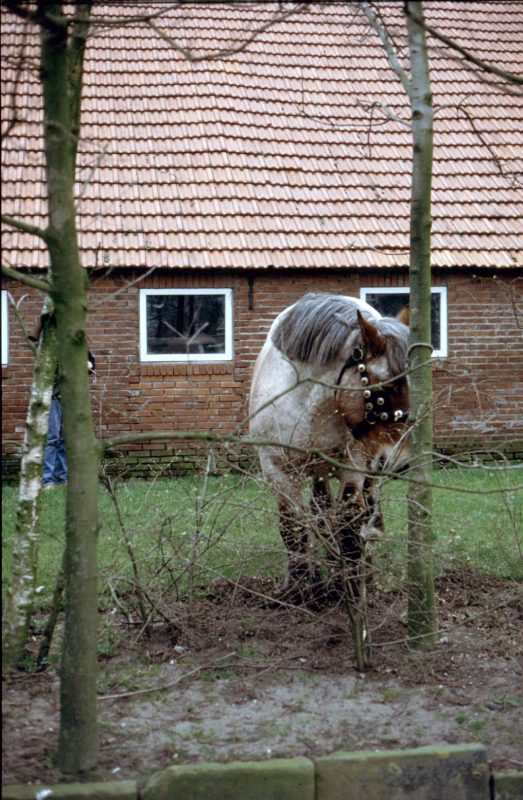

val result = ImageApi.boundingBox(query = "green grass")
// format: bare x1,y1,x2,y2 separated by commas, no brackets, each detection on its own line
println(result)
378,464,523,582
2,465,521,613
1,473,284,611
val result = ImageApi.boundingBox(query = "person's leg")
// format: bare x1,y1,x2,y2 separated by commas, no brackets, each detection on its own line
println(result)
43,398,67,486
42,398,60,486
54,402,67,484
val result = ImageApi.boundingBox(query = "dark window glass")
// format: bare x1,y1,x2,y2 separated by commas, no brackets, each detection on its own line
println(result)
146,294,226,355
365,292,441,351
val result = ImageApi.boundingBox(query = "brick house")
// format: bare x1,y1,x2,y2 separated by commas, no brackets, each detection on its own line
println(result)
2,2,522,477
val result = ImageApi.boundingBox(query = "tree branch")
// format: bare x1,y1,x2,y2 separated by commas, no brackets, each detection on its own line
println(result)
434,100,522,188
75,142,108,210
405,4,523,86
1,214,48,240
147,3,308,63
70,4,179,31
7,292,37,354
102,431,523,496
355,97,411,128
360,1,412,97
2,264,51,292
1,0,68,32
68,2,93,166
0,20,27,143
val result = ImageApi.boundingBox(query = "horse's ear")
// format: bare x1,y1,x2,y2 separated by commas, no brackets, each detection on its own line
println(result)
357,310,386,355
396,304,410,326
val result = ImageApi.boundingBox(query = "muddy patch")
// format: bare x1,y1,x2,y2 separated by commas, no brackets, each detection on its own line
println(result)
2,569,522,788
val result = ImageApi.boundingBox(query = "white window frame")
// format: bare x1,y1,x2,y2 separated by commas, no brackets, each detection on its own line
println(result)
139,288,233,362
1,290,8,366
360,286,448,358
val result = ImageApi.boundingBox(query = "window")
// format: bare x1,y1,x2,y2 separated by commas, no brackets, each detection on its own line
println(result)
360,286,448,358
1,291,7,366
139,288,233,362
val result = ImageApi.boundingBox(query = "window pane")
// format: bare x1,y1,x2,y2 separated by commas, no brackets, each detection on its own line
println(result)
364,292,441,351
146,294,226,355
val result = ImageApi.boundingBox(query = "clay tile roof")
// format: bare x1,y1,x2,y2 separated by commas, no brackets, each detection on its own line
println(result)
2,2,523,271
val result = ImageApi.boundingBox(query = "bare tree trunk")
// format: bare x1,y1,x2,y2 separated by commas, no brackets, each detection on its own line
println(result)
2,300,58,668
38,2,101,771
406,1,437,648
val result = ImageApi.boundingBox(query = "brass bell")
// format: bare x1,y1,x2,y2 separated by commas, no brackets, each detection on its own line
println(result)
380,412,389,421
357,363,366,373
366,403,374,411
377,396,385,405
363,389,371,399
361,376,369,386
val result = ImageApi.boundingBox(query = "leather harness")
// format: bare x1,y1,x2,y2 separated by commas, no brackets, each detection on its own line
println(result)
335,346,409,440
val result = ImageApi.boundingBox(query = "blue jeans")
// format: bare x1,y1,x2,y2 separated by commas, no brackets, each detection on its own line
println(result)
42,397,67,486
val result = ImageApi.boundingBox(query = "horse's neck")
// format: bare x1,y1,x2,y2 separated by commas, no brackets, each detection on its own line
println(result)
291,360,341,397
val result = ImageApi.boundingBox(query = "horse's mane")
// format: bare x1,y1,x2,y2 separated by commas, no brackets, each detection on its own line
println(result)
271,293,408,370
271,294,366,365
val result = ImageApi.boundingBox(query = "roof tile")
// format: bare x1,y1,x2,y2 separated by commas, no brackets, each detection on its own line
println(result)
2,1,522,270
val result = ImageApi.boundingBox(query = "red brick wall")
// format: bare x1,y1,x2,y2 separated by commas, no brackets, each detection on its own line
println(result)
432,273,523,457
2,269,522,477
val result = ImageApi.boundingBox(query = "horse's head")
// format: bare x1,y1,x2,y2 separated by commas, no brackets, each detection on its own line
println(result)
335,306,410,454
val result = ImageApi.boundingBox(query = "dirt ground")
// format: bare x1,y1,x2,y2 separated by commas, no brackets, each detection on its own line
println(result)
2,568,522,790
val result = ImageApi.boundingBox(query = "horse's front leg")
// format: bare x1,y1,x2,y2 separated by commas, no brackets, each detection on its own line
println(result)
278,498,309,588
278,496,326,606
308,477,335,601
362,467,384,541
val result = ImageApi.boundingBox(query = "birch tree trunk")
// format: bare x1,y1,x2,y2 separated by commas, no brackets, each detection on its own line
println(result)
406,1,437,647
2,301,58,668
38,1,101,771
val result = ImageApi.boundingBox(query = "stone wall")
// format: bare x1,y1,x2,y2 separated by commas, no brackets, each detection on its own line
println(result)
2,746,523,800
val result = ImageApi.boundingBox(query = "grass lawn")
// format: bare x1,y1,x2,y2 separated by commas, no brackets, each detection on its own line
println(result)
2,465,522,613
376,464,523,588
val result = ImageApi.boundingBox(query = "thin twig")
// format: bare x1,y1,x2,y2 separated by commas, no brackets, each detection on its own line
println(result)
102,430,523,497
98,652,235,701
147,4,308,64
89,265,157,309
371,592,523,648
75,143,108,210
355,97,411,129
7,293,37,354
0,20,27,142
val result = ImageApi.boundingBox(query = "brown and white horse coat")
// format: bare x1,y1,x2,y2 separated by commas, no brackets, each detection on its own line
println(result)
249,293,410,599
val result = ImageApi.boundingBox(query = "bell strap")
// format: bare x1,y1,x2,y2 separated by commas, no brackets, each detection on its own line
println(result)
335,346,409,439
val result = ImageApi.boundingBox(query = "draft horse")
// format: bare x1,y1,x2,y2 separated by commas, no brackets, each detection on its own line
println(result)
249,293,410,627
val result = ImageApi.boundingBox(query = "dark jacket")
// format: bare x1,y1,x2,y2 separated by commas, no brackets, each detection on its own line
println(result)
29,315,95,401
